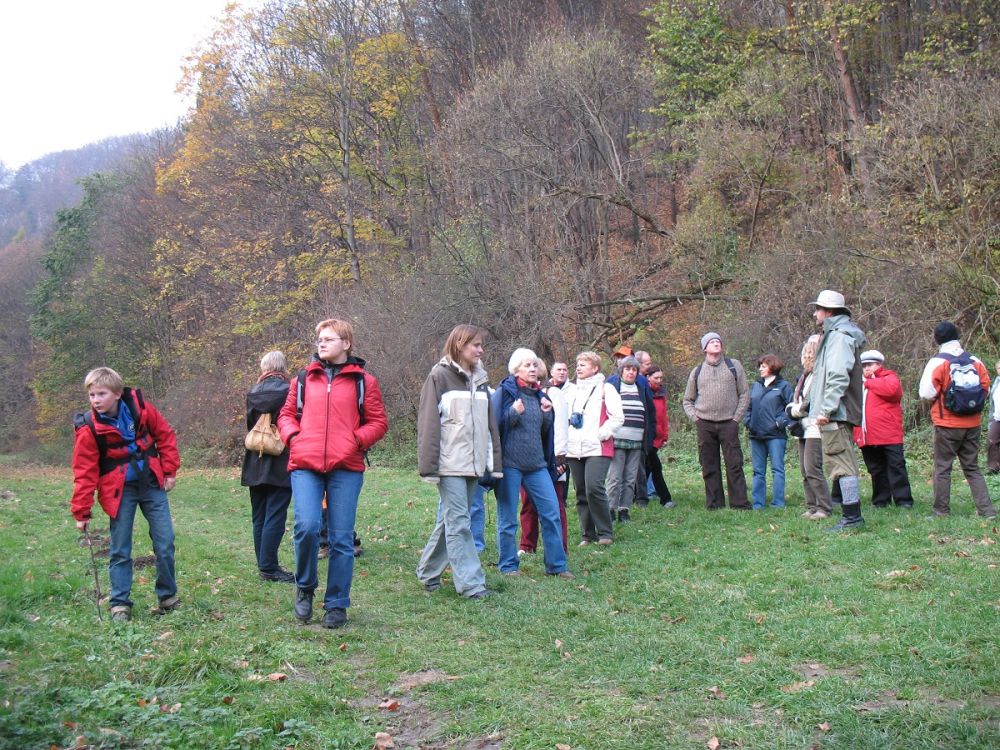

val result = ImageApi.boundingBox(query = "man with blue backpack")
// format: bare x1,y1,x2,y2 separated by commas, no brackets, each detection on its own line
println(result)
918,321,996,519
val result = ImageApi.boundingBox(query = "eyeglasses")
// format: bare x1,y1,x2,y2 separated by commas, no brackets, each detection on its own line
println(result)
316,337,343,346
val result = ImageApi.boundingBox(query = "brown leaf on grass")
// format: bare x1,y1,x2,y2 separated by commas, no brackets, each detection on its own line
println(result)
378,699,401,711
817,721,831,732
660,614,686,624
707,737,721,750
339,643,348,652
738,654,755,664
555,639,564,650
374,732,396,749
556,744,572,750
781,680,816,693
63,721,79,729
708,685,726,700
267,673,287,681
954,550,970,558
222,695,234,705
979,536,996,545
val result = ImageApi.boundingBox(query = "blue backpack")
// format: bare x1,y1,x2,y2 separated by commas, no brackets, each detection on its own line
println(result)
938,352,987,416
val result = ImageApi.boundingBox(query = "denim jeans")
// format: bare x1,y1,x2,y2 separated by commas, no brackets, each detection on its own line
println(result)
249,484,292,573
291,469,364,610
108,481,177,608
496,467,567,574
750,437,787,508
417,476,487,596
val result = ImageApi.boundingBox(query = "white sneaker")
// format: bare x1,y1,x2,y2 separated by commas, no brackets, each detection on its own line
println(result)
517,550,526,558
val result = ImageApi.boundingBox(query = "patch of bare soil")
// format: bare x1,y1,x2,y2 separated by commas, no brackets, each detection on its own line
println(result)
353,670,498,749
853,689,966,713
133,555,156,569
792,662,860,680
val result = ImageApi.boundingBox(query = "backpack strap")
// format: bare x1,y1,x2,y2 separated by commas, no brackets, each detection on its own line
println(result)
297,368,366,424
693,358,739,398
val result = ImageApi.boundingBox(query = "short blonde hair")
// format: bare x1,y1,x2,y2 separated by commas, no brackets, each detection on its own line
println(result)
576,351,602,371
260,350,287,374
315,318,353,354
84,367,124,393
535,359,549,380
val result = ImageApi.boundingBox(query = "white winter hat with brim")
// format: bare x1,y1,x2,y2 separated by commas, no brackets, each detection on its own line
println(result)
810,289,850,315
860,350,884,364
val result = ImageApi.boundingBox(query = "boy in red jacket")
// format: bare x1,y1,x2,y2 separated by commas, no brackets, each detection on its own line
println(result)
71,367,181,622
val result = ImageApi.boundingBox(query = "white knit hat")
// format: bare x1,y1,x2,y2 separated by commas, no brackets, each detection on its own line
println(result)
860,350,884,364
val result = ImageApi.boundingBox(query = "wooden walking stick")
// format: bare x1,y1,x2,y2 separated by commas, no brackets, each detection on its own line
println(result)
82,523,104,622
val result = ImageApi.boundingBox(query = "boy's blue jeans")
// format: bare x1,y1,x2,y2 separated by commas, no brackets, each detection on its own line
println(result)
291,469,364,611
108,482,177,608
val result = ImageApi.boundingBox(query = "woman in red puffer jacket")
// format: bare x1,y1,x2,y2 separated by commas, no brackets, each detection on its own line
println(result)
852,350,913,508
645,366,674,508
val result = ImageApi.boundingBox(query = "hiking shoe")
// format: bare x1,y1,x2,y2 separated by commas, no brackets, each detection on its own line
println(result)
577,540,591,548
259,568,295,583
110,605,131,623
318,543,330,560
549,570,575,579
618,509,631,523
154,595,181,615
421,580,441,592
467,589,494,600
502,570,521,577
597,538,613,546
294,588,313,623
322,607,347,629
661,500,675,509
979,511,998,520
801,510,814,518
808,511,830,520
824,518,865,533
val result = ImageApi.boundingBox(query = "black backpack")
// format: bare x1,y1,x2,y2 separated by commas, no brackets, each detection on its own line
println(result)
72,389,157,476
693,357,739,395
938,352,987,416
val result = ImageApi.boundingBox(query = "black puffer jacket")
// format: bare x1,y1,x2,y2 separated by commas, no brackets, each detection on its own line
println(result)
240,374,291,487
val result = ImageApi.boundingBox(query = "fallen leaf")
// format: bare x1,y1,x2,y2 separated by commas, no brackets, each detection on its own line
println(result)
738,654,755,664
556,744,572,750
267,673,287,682
954,550,970,558
63,721,79,729
555,639,564,650
817,721,831,732
222,696,234,705
136,698,147,707
769,524,777,531
707,737,721,750
339,643,348,652
378,699,401,711
374,731,396,749
780,680,816,693
708,685,726,700
154,631,173,641
885,570,906,578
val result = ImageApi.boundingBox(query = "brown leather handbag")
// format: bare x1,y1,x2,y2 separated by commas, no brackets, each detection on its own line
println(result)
244,413,285,456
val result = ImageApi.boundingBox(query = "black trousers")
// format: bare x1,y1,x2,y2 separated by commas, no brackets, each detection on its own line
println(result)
645,449,673,504
860,444,913,507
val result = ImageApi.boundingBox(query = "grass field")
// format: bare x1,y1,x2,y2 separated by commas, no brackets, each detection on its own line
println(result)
0,447,998,750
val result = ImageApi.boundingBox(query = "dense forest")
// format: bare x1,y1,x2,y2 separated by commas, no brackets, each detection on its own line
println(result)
3,0,998,460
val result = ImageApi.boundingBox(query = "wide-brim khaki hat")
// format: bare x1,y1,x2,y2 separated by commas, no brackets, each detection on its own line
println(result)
810,289,850,315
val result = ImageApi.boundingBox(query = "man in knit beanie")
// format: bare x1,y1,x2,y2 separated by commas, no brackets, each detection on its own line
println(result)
917,321,996,518
682,333,750,510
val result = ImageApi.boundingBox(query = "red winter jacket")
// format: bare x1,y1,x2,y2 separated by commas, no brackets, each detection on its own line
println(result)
278,357,388,473
71,388,180,522
853,367,904,447
650,384,670,449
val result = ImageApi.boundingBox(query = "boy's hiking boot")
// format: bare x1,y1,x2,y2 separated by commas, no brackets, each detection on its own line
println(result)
153,595,181,615
322,607,347,629
317,543,330,560
294,588,313,623
824,517,865,533
110,605,132,623
259,568,295,583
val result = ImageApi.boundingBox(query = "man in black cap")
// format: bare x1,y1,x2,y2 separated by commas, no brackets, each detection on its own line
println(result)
918,321,996,518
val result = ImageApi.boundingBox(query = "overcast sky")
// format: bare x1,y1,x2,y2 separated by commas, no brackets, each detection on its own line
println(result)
1,1,259,169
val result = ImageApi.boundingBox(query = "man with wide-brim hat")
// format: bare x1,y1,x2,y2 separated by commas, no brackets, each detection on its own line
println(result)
808,289,868,531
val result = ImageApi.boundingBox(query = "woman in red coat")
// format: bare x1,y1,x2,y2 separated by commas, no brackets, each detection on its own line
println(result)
278,318,388,628
645,366,674,508
853,350,913,508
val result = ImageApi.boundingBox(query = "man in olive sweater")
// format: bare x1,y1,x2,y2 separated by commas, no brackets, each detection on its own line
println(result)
683,333,751,510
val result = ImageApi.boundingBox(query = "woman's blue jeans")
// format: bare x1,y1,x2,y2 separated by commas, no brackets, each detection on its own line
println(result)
291,469,364,611
750,437,787,508
496,467,567,574
108,482,176,607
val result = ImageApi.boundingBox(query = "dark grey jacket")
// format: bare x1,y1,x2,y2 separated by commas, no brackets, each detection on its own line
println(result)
240,375,291,487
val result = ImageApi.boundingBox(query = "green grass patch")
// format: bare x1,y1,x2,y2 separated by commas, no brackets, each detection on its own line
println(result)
0,451,997,749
